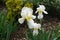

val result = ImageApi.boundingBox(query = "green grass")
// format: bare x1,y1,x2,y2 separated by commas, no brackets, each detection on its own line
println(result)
0,9,18,40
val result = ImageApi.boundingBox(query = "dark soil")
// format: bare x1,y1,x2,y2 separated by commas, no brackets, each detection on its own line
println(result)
10,16,60,40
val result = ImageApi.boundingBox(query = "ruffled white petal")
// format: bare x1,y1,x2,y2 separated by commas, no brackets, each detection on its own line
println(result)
27,8,33,14
39,5,45,10
28,19,34,29
33,23,41,29
38,14,43,19
21,7,33,15
21,12,27,18
18,18,25,24
21,7,33,19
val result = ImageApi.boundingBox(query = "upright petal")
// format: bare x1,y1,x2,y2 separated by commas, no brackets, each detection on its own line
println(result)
27,8,33,14
21,7,33,18
39,5,45,10
18,18,25,24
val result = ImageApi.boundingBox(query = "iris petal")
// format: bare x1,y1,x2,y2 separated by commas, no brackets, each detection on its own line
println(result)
18,18,25,24
33,30,38,36
38,14,43,19
43,11,48,14
31,15,36,19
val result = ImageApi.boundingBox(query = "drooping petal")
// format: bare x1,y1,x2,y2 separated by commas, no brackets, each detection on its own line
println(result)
33,23,40,29
28,19,34,29
43,11,48,14
37,24,41,30
31,15,36,19
38,14,43,19
33,30,38,36
18,18,25,24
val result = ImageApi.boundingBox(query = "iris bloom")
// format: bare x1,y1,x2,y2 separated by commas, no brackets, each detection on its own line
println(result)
28,21,41,35
35,5,48,19
33,23,41,36
18,7,36,29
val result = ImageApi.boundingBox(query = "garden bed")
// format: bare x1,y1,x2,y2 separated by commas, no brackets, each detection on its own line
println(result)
10,16,60,40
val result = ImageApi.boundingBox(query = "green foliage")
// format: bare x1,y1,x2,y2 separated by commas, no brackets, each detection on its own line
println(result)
26,29,50,40
24,2,33,8
51,25,60,40
26,21,60,40
26,0,60,9
26,28,60,40
24,0,60,18
6,0,23,11
5,0,34,23
0,9,18,40
6,0,23,22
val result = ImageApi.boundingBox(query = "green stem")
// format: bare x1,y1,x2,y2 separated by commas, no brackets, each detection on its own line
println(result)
40,18,43,29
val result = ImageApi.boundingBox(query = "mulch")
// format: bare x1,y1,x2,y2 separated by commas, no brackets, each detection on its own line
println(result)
10,16,60,40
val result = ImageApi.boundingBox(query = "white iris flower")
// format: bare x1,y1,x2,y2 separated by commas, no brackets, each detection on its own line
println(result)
18,7,42,35
33,23,41,36
18,7,36,29
28,21,41,35
35,5,48,19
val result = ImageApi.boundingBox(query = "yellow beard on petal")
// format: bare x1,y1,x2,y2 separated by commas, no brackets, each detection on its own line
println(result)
38,9,43,14
26,15,32,21
34,27,38,30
